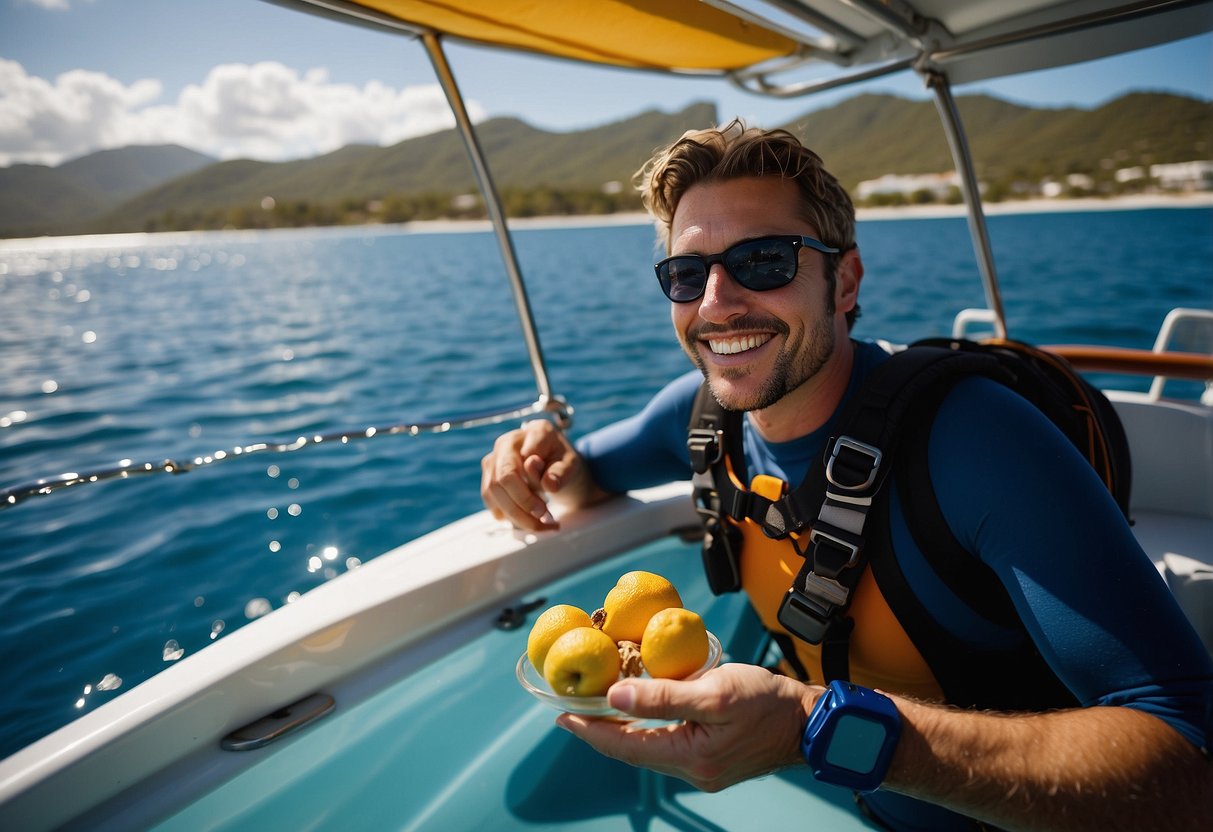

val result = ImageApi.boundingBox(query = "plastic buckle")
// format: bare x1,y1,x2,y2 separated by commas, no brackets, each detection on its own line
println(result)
807,525,861,577
687,428,723,474
778,582,838,645
826,436,882,492
762,496,810,539
698,510,743,595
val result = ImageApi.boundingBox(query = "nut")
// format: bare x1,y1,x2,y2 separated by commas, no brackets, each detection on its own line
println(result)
617,640,643,677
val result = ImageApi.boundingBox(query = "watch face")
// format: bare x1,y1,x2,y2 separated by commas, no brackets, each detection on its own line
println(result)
823,714,885,774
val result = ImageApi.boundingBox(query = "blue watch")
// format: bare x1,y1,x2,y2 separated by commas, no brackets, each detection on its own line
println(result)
801,680,902,792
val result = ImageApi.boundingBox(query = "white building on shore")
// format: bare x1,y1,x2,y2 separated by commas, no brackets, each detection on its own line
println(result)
1114,161,1213,191
856,172,963,201
1149,161,1213,191
858,161,1213,204
1042,173,1095,198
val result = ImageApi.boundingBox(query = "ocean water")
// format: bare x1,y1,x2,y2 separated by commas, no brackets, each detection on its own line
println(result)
1,208,1210,759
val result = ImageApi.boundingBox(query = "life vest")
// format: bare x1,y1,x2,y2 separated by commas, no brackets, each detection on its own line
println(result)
731,469,946,700
689,338,1132,710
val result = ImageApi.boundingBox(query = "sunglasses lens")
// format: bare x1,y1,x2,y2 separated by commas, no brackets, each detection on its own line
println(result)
656,237,804,302
726,239,798,291
658,257,708,302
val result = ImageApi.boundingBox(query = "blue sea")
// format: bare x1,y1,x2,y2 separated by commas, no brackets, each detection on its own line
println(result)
1,207,1210,759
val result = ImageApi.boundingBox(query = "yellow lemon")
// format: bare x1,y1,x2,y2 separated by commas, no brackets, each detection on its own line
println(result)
527,604,593,675
640,607,710,680
543,626,622,697
599,571,682,644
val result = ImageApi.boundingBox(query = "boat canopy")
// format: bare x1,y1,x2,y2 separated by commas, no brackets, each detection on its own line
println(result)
319,0,799,71
272,1,1213,93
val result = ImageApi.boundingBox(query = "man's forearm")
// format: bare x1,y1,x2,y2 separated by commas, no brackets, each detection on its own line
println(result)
884,700,1212,832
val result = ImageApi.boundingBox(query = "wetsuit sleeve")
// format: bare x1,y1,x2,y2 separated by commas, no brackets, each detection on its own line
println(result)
927,377,1213,751
574,370,703,494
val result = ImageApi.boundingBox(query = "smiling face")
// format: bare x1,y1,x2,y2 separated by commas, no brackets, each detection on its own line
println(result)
670,176,857,415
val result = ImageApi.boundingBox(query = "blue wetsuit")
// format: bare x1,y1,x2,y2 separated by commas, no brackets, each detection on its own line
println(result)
577,339,1213,831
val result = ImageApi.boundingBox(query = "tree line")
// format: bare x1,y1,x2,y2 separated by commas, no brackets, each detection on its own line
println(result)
136,170,1203,232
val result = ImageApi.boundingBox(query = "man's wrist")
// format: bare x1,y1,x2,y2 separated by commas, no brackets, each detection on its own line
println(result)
786,684,827,768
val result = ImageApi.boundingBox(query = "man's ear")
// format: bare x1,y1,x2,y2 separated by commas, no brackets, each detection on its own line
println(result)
835,248,863,314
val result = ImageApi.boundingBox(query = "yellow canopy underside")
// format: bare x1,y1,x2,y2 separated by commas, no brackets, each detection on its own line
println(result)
354,0,799,71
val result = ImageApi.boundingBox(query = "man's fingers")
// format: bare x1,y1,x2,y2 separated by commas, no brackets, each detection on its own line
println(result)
555,665,808,793
490,463,554,527
555,678,720,770
519,422,583,495
541,456,569,491
479,421,580,530
522,453,547,485
555,713,695,775
517,419,559,459
608,678,724,725
480,434,557,530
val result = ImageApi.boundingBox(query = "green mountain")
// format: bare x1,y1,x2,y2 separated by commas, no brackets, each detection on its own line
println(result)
0,165,109,234
0,145,216,237
57,145,217,202
3,92,1209,239
86,102,717,233
781,91,1212,190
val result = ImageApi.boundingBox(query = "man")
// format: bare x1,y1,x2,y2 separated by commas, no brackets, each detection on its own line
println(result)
481,121,1213,831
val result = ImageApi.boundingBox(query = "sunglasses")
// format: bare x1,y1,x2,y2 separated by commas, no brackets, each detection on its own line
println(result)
655,235,840,303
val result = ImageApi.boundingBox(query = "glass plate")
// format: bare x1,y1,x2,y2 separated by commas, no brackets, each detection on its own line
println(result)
516,631,722,718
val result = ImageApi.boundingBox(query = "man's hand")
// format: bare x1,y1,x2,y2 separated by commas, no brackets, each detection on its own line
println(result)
555,664,818,792
558,665,1213,832
480,420,603,530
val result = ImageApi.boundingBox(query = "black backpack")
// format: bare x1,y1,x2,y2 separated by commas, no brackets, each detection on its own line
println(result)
687,337,1133,709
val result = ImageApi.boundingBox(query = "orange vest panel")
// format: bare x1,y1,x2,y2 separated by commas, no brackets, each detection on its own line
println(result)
736,472,945,701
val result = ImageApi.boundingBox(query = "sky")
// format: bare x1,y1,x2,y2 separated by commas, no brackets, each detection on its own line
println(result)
1,0,1210,168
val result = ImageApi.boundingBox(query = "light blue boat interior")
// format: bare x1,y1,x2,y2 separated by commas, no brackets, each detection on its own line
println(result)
150,536,877,831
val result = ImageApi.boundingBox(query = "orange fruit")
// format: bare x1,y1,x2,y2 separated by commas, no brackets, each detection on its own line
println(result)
543,626,622,696
600,571,682,644
640,607,709,680
527,604,593,674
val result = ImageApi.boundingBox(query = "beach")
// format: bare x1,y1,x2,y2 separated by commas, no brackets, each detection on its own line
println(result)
394,192,1213,234
855,192,1213,221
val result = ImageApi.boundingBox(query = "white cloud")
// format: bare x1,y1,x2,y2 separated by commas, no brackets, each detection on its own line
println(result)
0,59,483,167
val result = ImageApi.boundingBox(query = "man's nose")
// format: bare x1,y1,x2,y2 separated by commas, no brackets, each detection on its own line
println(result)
698,263,746,322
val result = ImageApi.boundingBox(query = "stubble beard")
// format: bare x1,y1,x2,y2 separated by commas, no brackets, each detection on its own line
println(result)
686,311,836,412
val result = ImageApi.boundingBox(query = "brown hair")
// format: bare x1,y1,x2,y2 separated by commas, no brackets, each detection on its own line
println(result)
635,118,859,327
636,118,856,253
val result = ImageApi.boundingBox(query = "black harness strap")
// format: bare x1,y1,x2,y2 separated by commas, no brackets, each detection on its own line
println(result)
768,631,811,682
866,474,1078,710
689,384,747,595
896,393,1020,629
776,347,1013,671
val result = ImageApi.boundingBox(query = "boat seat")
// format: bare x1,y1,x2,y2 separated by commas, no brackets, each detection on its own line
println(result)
1112,394,1213,520
1110,394,1213,657
1132,512,1213,657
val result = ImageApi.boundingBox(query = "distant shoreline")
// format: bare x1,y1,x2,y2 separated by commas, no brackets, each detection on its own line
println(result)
856,192,1213,221
399,192,1213,233
2,193,1211,249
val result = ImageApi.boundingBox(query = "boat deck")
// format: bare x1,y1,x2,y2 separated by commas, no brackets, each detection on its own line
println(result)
141,536,877,831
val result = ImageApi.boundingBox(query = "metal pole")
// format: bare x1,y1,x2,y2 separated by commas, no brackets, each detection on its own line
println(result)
924,69,1008,340
421,32,560,408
